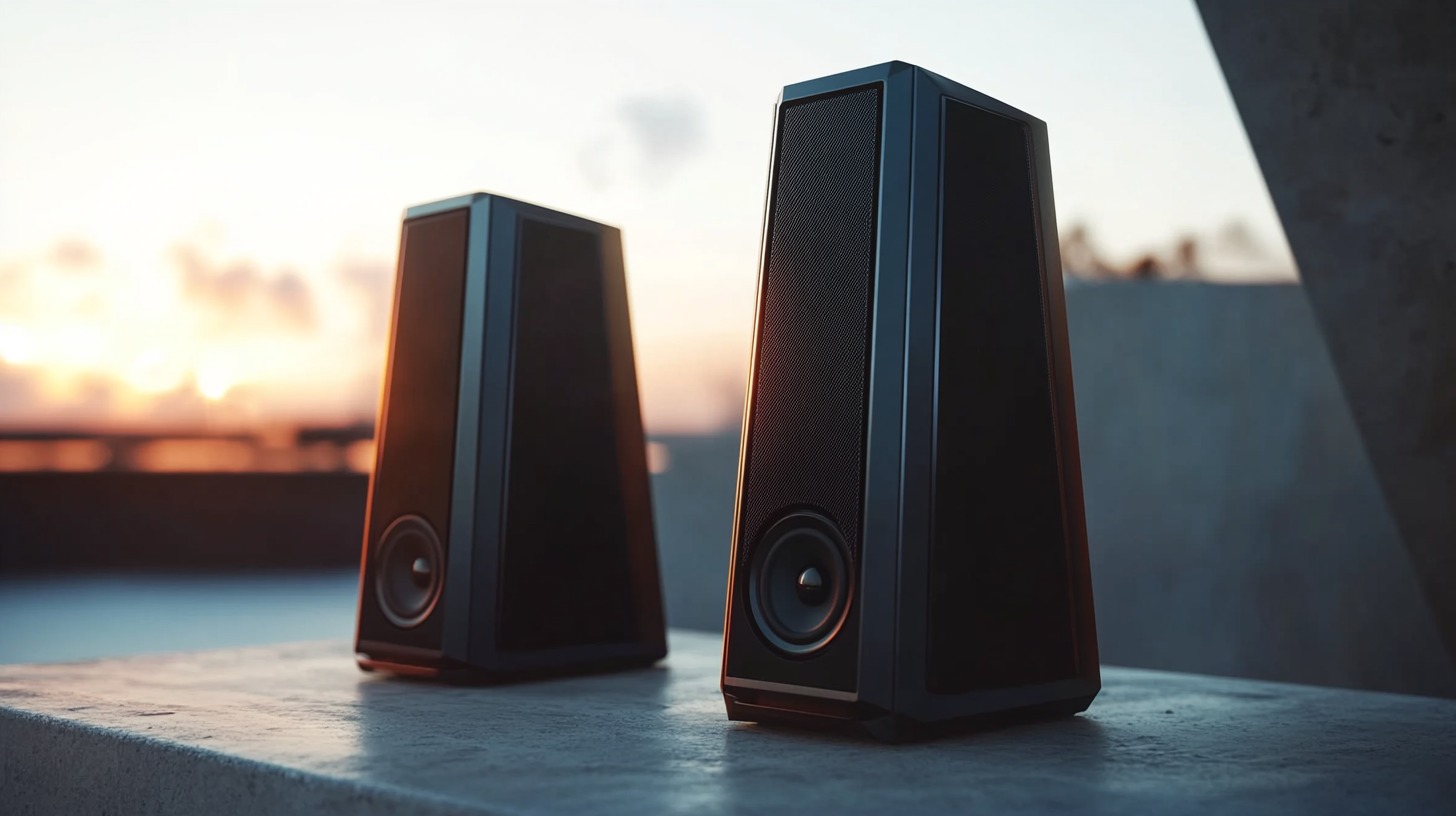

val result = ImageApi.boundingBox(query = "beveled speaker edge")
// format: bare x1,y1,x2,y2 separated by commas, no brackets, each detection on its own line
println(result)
722,675,859,703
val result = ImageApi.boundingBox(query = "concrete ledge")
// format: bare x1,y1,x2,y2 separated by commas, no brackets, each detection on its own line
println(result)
3,630,1455,814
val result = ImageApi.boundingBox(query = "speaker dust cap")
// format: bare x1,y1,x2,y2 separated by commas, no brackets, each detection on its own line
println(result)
747,512,853,655
374,515,444,628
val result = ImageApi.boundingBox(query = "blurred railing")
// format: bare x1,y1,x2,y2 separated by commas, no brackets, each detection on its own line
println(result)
0,424,375,474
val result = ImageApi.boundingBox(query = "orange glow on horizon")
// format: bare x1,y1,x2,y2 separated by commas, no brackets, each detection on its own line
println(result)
196,365,236,402
0,228,754,437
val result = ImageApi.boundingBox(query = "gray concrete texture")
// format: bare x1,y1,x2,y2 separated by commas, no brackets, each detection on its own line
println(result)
1068,283,1454,697
1196,0,1456,658
3,631,1455,815
652,283,1456,698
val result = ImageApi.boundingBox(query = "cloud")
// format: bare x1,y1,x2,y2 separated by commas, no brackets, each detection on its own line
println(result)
173,242,317,333
0,240,102,317
580,94,707,190
0,358,242,430
619,95,707,181
0,362,120,426
49,238,103,272
0,233,399,431
0,361,43,415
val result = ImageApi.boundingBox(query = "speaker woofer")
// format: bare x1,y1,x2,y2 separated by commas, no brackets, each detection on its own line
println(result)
748,512,853,655
374,515,444,629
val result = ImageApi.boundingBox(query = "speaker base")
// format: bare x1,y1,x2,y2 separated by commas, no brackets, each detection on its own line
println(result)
724,689,1097,744
357,643,666,686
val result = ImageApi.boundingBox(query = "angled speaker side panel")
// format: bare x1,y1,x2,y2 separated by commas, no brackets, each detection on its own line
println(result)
496,217,637,653
926,99,1075,693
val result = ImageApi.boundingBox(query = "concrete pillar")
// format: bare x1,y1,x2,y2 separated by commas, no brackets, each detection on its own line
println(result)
1195,0,1456,660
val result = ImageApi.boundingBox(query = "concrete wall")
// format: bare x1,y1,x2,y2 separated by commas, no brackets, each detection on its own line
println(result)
1069,282,1453,697
650,282,1456,698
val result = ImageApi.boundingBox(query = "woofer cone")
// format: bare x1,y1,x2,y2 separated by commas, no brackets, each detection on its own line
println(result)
747,512,852,655
374,515,444,629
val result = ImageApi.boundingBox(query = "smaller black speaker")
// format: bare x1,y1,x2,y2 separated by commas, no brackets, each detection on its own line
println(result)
355,192,666,679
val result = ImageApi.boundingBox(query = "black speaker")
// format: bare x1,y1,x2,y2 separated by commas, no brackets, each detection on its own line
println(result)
721,62,1099,740
355,192,666,679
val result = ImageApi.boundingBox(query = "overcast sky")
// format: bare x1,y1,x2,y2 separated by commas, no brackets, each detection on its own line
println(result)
0,0,1295,432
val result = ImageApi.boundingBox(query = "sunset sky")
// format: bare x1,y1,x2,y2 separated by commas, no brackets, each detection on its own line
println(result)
0,0,1295,434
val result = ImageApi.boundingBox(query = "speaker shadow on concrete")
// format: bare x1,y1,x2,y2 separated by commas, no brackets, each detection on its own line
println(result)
350,662,678,801
707,715,1111,809
349,653,1110,811
724,708,1110,749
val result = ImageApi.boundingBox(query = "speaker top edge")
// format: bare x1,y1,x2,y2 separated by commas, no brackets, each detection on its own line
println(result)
782,61,906,104
404,192,489,220
404,192,619,235
781,62,1044,128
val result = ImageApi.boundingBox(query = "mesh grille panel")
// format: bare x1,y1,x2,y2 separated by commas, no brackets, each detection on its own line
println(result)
739,84,883,564
498,218,636,652
927,99,1073,692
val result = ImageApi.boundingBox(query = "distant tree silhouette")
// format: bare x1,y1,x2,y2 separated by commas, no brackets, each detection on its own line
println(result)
1060,223,1205,281
1170,236,1199,279
1128,255,1162,280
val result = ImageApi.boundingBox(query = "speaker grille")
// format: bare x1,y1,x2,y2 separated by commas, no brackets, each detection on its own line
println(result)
927,99,1075,693
360,209,468,645
497,217,637,652
739,84,883,566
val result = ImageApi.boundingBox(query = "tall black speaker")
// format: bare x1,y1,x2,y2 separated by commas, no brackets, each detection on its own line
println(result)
721,62,1099,740
355,192,666,679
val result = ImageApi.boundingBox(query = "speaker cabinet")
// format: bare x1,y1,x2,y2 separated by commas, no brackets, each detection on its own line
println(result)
721,62,1099,740
355,192,666,679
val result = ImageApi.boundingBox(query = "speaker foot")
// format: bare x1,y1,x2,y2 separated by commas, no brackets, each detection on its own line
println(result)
725,689,1098,743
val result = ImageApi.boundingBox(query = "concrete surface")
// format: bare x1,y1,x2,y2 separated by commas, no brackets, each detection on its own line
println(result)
3,631,1455,815
0,572,358,664
1196,1,1456,659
